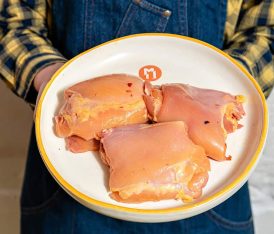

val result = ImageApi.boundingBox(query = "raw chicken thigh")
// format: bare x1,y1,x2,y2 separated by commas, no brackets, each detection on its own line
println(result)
100,122,210,203
55,74,148,151
144,82,245,161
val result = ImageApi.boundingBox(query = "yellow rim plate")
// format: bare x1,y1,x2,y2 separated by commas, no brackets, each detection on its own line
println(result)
35,33,268,215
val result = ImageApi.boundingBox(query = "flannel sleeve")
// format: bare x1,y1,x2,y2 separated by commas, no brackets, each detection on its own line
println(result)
0,0,67,103
224,0,274,98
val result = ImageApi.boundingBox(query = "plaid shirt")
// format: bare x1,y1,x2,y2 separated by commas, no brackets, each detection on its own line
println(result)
0,0,274,104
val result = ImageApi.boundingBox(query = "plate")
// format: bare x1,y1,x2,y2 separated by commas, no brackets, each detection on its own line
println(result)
36,33,268,222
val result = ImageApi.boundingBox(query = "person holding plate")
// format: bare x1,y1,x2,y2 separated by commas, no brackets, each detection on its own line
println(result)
0,0,273,233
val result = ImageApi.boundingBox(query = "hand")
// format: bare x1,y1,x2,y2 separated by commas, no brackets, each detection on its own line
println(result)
33,62,65,120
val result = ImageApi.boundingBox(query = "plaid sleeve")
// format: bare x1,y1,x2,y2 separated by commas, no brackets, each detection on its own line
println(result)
0,0,67,103
224,0,274,98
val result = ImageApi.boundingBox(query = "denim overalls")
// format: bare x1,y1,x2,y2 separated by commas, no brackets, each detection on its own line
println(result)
21,1,254,233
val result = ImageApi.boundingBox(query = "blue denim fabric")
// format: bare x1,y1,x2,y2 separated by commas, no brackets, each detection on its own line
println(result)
21,1,254,233
50,0,227,59
21,127,254,234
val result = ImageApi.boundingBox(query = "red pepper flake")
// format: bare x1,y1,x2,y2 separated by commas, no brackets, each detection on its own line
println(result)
126,90,131,93
226,155,232,160
232,113,240,120
130,94,133,97
127,82,133,87
204,120,210,124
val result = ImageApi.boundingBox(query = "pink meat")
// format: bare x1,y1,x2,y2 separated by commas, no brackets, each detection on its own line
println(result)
54,74,148,144
100,122,210,203
144,82,245,161
65,136,99,153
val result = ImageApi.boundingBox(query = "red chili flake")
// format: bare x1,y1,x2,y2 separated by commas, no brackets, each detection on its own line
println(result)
130,94,133,97
127,82,133,87
204,120,210,124
226,155,232,160
126,90,131,93
232,113,240,120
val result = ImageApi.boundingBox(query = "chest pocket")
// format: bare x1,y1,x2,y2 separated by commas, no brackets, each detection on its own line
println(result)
116,0,171,38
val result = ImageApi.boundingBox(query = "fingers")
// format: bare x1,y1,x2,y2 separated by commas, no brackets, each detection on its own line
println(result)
34,63,65,91
33,62,65,121
33,81,48,121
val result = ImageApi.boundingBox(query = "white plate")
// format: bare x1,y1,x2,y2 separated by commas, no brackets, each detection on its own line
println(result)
36,33,268,223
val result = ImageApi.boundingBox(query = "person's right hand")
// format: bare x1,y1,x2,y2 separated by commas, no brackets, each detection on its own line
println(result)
33,62,65,120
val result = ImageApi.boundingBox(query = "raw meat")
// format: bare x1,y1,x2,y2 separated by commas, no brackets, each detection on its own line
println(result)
55,74,148,143
100,122,210,203
144,82,245,161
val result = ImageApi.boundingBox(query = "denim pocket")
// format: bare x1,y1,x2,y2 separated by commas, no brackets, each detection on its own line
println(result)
21,187,63,216
116,0,171,37
21,125,64,215
205,184,254,232
206,209,254,231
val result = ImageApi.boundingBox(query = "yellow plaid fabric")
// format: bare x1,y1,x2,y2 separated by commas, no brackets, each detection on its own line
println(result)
224,0,274,98
0,0,274,103
0,0,67,102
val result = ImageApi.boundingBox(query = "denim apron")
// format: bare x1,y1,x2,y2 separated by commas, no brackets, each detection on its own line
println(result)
21,1,254,233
